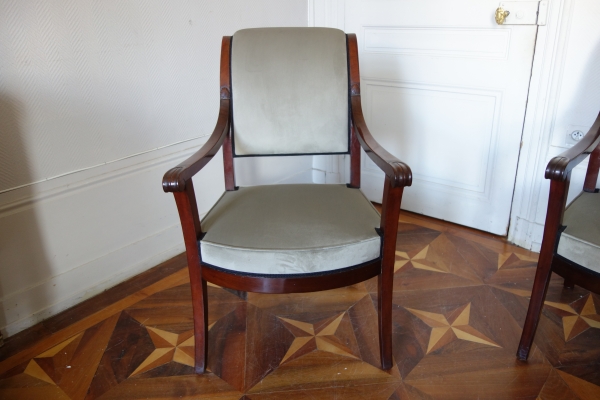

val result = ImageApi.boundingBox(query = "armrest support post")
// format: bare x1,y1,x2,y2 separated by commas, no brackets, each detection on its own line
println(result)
349,123,361,188
584,145,600,192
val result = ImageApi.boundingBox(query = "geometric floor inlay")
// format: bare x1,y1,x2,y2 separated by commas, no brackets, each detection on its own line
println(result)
544,294,600,341
130,327,195,376
278,313,359,364
405,303,500,353
1,211,599,399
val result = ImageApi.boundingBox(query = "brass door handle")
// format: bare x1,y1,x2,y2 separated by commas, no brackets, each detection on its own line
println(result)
495,7,510,25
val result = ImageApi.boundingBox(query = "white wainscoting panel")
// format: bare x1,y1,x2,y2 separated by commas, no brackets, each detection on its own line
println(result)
363,81,499,197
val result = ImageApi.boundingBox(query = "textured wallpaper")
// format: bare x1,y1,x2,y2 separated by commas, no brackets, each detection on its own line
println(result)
0,0,306,192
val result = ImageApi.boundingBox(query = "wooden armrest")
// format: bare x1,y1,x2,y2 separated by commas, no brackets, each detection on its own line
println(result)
546,112,600,181
162,98,230,192
351,97,412,188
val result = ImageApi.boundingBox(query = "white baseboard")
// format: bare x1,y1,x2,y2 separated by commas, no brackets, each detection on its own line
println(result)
508,217,544,252
1,225,184,336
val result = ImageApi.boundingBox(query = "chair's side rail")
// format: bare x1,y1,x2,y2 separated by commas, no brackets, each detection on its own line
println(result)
546,112,600,182
163,37,232,193
346,34,412,189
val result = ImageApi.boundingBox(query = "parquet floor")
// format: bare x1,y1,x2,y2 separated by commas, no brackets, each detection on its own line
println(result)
1,211,599,399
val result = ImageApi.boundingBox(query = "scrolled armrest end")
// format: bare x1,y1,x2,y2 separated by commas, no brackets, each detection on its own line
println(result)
390,161,413,187
163,167,187,192
545,157,569,181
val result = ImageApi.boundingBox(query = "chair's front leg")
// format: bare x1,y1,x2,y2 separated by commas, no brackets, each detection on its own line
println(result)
173,181,208,373
517,178,569,361
378,176,404,370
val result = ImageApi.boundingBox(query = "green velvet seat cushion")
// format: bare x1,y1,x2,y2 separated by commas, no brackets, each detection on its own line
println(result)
200,184,381,275
557,192,600,273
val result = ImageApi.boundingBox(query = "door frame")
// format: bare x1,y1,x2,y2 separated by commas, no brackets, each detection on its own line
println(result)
309,0,570,249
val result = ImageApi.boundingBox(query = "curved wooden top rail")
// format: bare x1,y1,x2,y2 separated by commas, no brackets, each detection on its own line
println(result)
347,34,412,188
162,36,232,193
546,112,600,181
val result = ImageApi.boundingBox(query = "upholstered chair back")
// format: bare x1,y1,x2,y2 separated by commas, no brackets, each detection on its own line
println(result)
231,27,349,156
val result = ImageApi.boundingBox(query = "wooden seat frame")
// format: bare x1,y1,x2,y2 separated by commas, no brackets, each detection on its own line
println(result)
162,34,412,373
517,112,600,361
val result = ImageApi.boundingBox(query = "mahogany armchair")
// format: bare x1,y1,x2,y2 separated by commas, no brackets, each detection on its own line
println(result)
517,112,600,360
162,28,412,373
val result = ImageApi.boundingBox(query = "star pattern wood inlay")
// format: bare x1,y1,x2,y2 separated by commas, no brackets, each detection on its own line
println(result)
394,245,446,273
406,303,500,354
278,312,359,365
129,327,195,376
497,252,538,270
1,213,599,399
544,294,600,341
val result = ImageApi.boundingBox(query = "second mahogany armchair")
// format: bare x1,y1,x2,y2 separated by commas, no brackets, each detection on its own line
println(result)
517,112,600,360
162,28,412,373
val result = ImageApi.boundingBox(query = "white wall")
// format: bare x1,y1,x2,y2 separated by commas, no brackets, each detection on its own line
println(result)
509,0,600,250
0,0,309,336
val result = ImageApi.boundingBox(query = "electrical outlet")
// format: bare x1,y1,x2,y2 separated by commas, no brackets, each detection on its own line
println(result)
565,125,590,146
570,130,584,141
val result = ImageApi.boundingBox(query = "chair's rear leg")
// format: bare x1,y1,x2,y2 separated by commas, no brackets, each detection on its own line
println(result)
189,265,208,374
517,260,553,361
378,271,393,370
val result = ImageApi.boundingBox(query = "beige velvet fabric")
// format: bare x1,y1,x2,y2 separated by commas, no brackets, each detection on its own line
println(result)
557,192,600,273
200,184,381,275
231,28,349,156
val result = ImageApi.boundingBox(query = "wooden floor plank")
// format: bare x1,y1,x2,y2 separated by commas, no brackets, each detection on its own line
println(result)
0,267,189,375
1,213,599,399
0,254,187,363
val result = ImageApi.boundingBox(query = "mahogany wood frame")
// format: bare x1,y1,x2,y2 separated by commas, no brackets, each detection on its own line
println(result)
162,33,412,373
517,112,600,361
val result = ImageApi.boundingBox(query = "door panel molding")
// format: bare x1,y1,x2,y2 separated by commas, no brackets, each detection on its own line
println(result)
363,26,511,59
362,79,502,198
508,0,578,250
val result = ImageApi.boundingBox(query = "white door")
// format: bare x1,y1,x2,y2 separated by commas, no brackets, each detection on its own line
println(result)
334,0,542,235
